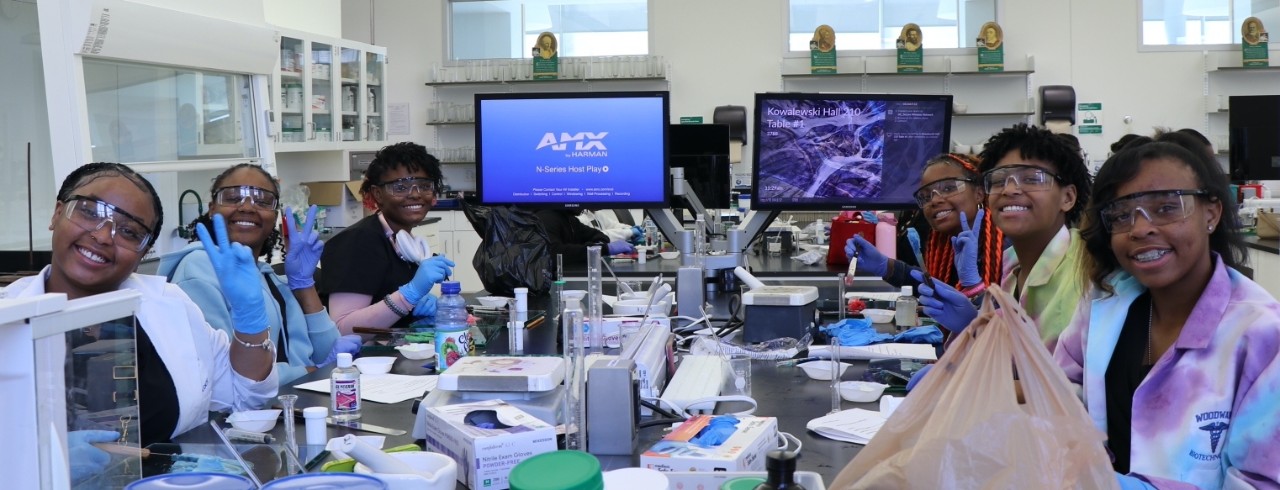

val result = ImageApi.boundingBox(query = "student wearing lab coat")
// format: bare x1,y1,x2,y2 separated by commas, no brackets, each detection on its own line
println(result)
1055,138,1280,489
1,163,276,477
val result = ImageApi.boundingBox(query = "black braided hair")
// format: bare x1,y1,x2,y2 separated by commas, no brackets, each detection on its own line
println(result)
184,163,282,260
57,162,164,248
977,123,1092,227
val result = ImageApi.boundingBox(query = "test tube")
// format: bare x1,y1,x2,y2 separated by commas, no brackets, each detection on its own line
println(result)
837,273,847,321
561,290,587,450
508,298,525,354
278,394,300,473
830,337,842,414
587,246,605,353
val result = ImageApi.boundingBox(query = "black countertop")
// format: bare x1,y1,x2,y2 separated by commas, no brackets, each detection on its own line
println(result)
566,250,877,281
1244,236,1280,255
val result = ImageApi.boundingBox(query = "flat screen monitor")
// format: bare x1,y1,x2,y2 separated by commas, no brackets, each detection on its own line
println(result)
1228,95,1280,181
752,92,953,210
669,123,732,209
476,91,670,208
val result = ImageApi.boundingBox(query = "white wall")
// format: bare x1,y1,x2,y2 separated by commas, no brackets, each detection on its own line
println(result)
1,0,55,251
265,0,342,37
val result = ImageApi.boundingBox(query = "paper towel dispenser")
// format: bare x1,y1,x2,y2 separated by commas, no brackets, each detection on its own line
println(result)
1039,85,1076,125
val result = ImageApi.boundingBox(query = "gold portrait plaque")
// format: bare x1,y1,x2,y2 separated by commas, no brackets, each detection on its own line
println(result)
978,22,1003,50
897,23,923,52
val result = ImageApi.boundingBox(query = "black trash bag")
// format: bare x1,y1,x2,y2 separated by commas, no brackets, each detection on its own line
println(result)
462,201,551,296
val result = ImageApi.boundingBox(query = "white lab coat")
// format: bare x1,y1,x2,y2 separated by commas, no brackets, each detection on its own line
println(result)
2,267,278,439
579,209,636,242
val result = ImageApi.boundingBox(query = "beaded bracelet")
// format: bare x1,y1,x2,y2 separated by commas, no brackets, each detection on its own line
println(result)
383,294,409,317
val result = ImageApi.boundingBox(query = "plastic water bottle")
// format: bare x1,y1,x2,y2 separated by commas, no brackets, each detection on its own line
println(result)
895,285,918,332
330,353,361,422
643,216,660,248
435,281,470,369
875,212,897,260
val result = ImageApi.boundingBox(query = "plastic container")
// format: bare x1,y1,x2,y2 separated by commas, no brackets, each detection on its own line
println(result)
838,381,889,402
260,473,387,489
226,409,281,433
435,281,470,369
799,361,852,381
331,352,361,422
126,473,255,490
895,286,918,330
509,450,603,490
303,406,328,446
875,213,897,260
352,356,396,375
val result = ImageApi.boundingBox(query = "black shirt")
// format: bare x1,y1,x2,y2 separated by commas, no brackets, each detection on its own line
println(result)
319,213,418,330
136,323,180,447
1104,292,1155,474
535,209,609,266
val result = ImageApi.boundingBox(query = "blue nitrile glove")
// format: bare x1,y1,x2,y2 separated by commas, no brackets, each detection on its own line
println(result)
321,335,363,367
68,430,118,482
689,416,740,446
632,225,645,240
845,235,888,276
905,364,932,391
413,294,438,318
891,325,943,344
951,209,985,288
911,270,979,334
1116,473,1157,490
398,255,455,306
607,240,636,255
197,214,269,334
284,205,324,290
819,318,890,347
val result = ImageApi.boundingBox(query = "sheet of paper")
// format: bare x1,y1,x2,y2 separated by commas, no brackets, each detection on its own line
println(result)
387,102,410,135
293,374,438,404
806,408,887,444
826,343,937,361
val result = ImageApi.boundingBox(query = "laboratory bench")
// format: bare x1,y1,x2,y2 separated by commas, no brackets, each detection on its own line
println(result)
173,287,898,488
566,249,878,281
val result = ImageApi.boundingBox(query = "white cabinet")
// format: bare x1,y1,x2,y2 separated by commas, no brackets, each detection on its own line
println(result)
1201,52,1280,169
273,30,387,152
780,55,1036,149
412,210,484,293
1247,246,1280,301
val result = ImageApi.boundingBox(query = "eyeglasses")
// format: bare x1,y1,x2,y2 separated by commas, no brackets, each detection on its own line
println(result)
61,195,154,252
214,186,279,211
1099,189,1208,234
982,164,1062,193
913,178,974,206
378,178,435,198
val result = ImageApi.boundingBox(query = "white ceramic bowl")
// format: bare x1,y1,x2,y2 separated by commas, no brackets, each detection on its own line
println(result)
476,296,510,308
659,251,680,260
226,409,281,433
395,343,436,360
353,356,396,375
354,451,458,490
861,308,895,324
839,381,889,403
612,299,670,316
799,361,852,381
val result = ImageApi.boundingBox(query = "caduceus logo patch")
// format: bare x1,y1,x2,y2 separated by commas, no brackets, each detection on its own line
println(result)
1190,410,1231,462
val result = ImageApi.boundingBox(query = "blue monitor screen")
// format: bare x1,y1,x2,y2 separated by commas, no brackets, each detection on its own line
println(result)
476,91,670,208
752,93,953,210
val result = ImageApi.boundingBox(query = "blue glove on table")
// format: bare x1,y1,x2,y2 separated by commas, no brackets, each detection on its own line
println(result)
321,335,363,367
399,256,455,306
951,209,985,288
819,318,890,347
68,430,118,483
632,225,645,240
284,205,324,290
905,364,932,391
911,270,978,334
845,235,888,276
414,294,438,318
607,240,636,255
1116,473,1156,490
197,214,269,335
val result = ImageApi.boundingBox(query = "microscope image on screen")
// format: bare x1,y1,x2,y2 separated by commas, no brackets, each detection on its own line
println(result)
757,99,889,201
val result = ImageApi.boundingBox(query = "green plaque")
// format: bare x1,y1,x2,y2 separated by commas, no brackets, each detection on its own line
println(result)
976,22,1004,72
896,23,924,73
679,116,703,124
1079,126,1103,135
1241,17,1270,68
532,31,559,80
810,24,837,74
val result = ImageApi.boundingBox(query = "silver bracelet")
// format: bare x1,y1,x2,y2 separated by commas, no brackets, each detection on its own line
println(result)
384,294,409,317
232,331,275,352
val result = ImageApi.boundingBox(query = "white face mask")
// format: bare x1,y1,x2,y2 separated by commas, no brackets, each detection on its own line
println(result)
394,229,431,264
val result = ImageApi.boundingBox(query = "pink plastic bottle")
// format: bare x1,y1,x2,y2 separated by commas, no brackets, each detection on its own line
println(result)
875,212,897,260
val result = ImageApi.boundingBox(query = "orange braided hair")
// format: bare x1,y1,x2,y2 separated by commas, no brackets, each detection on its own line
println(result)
921,154,1004,287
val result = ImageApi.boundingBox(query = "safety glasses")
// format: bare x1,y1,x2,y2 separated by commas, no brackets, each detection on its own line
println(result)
913,178,975,207
1099,189,1209,234
61,195,154,252
378,178,435,198
214,185,279,211
982,164,1062,194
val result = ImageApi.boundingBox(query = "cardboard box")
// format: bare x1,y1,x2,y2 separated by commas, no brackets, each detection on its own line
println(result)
421,400,557,490
640,415,779,473
302,180,365,228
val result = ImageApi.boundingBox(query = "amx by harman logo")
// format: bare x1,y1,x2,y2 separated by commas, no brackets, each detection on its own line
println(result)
536,131,608,157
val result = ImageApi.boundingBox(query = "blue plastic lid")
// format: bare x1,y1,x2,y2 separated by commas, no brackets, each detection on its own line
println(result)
259,473,387,490
125,473,255,490
441,281,461,294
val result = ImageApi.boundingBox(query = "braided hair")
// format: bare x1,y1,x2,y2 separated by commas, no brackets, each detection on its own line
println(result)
977,123,1092,227
57,162,164,248
184,163,282,261
920,153,1005,287
359,142,443,211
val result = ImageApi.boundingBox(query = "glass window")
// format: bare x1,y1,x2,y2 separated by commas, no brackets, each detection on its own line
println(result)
449,0,649,60
83,60,259,164
1141,0,1280,46
788,0,998,51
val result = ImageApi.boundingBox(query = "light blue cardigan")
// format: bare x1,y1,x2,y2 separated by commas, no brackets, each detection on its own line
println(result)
158,243,340,384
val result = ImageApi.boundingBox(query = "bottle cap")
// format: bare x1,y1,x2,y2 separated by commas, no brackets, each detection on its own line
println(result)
508,450,603,490
441,281,461,294
302,407,328,419
336,352,353,368
764,449,799,473
901,285,913,296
